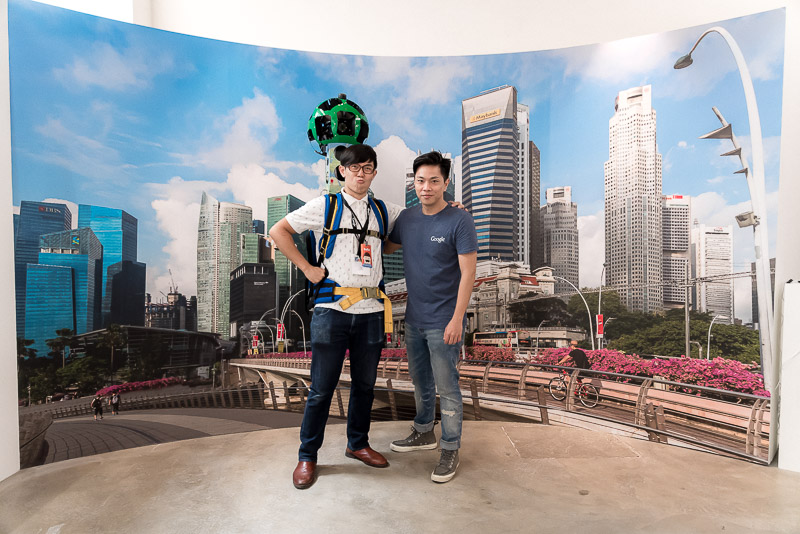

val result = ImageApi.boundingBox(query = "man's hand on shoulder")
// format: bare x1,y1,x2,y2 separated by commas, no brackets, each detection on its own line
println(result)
448,200,468,212
443,317,463,345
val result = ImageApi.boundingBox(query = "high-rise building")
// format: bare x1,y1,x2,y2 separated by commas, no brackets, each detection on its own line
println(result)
266,195,308,336
252,219,265,235
197,192,253,336
77,205,143,326
462,86,520,262
751,257,776,328
529,140,542,268
229,263,278,340
14,201,72,337
662,195,692,310
104,261,146,326
240,233,271,265
691,224,734,323
604,85,663,313
541,187,579,295
26,228,103,354
145,293,196,331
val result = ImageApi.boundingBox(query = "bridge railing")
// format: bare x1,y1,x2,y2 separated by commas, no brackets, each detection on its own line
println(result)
232,356,771,464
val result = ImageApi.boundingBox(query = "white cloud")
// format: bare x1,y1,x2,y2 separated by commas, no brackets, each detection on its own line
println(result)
146,169,320,296
54,42,174,91
577,209,605,288
372,136,416,207
42,198,79,229
678,141,688,148
34,118,123,180
192,89,282,171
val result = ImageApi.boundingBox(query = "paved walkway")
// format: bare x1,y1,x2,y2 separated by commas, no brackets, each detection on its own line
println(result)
42,408,317,463
2,421,800,533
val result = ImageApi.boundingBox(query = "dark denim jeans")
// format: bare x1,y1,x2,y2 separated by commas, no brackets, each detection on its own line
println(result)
405,322,463,450
298,307,384,462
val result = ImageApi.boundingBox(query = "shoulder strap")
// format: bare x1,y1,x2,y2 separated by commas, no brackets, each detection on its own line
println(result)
318,193,343,260
368,197,389,240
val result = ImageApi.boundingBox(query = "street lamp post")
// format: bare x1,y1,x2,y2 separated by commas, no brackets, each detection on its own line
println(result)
553,275,595,350
707,315,728,360
600,317,615,349
674,26,775,391
535,319,548,358
291,309,307,356
279,289,305,353
255,308,275,353
690,340,703,359
597,263,607,346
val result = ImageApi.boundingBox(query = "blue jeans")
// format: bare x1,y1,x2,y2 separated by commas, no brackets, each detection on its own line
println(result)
298,307,384,462
405,322,463,450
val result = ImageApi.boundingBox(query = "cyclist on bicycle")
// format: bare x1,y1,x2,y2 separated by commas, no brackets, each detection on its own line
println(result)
557,339,590,381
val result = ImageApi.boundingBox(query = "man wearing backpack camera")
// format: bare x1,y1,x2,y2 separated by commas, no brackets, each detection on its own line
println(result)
270,144,403,490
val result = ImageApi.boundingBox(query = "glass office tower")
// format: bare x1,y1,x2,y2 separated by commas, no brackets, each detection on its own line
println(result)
14,201,72,337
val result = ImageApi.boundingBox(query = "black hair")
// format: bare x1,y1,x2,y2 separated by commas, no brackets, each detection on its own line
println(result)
334,144,377,180
412,150,451,180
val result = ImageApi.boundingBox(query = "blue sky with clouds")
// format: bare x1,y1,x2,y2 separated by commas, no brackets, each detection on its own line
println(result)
8,0,785,322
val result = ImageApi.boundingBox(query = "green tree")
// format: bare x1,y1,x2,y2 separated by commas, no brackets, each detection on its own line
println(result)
508,296,575,328
98,324,127,382
45,328,76,369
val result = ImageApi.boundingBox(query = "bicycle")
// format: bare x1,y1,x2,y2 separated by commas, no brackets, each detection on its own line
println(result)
548,372,599,408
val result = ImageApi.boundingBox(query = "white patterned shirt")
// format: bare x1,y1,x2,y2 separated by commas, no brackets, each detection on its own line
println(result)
285,191,403,314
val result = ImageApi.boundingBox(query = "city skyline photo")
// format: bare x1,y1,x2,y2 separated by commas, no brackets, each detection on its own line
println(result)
8,0,785,324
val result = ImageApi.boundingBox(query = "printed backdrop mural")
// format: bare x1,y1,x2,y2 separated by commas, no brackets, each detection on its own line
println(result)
8,0,785,332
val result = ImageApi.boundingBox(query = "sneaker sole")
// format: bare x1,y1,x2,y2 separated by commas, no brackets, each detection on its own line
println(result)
390,442,438,453
431,459,460,483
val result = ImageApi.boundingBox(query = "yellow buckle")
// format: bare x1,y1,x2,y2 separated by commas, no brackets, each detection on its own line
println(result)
360,287,380,300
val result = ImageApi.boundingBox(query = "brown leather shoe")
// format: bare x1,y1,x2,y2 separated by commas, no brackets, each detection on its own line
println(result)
293,461,317,489
345,446,390,468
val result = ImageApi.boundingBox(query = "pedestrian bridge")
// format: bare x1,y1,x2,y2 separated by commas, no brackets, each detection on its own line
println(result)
228,356,771,464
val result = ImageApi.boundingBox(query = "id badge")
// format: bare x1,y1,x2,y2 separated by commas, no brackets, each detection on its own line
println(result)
351,255,369,275
360,244,373,268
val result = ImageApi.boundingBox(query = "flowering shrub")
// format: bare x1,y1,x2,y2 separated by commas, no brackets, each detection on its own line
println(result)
96,377,182,396
532,347,768,397
467,345,515,362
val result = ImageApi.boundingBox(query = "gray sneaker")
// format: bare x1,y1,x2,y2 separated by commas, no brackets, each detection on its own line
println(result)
431,449,459,483
390,426,438,452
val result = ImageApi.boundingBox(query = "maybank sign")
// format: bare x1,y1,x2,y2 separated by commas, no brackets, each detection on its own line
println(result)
469,108,501,123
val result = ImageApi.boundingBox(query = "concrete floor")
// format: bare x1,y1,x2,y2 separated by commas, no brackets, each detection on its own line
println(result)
2,421,800,534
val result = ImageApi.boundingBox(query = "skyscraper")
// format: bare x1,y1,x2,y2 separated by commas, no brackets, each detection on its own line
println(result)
529,140,542,268
197,192,253,335
691,224,734,323
662,195,692,310
266,194,307,295
77,205,143,326
541,187,579,295
14,201,72,337
604,85,663,313
462,86,520,262
26,228,103,354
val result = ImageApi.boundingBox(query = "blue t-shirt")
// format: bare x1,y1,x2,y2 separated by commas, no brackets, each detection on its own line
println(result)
389,204,478,329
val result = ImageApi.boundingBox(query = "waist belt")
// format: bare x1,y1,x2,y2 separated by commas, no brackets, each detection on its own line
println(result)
333,286,393,333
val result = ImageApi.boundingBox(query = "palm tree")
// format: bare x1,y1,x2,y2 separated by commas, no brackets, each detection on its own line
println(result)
45,328,75,368
98,324,127,382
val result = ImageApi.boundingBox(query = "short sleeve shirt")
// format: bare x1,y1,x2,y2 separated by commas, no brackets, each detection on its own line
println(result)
284,191,403,314
569,349,590,369
389,204,478,329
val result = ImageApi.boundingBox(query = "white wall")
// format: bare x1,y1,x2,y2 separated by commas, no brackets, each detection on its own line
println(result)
2,0,798,481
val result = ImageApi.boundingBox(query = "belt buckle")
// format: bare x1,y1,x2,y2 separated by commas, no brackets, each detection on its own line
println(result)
360,287,379,300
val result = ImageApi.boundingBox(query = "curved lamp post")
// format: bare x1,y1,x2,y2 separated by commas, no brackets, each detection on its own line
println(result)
707,315,728,360
553,275,595,350
255,308,275,352
690,340,703,360
535,319,548,357
674,26,775,391
279,289,305,353
597,263,607,346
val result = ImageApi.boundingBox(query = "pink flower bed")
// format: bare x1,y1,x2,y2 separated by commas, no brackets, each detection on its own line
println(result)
96,377,183,396
533,348,768,397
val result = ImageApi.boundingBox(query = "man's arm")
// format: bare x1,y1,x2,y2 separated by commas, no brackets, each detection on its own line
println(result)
443,251,477,345
269,219,326,284
384,240,402,254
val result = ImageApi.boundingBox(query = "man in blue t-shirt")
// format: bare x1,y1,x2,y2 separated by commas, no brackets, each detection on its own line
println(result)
385,151,477,483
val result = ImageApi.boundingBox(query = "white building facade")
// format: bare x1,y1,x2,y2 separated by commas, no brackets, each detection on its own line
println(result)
691,224,734,324
197,192,253,335
541,186,579,295
662,194,692,309
604,85,663,313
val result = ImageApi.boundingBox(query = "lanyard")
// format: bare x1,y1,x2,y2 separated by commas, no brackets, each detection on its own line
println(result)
341,196,370,252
